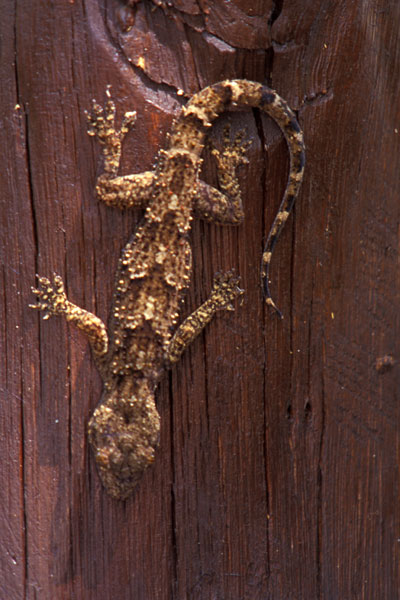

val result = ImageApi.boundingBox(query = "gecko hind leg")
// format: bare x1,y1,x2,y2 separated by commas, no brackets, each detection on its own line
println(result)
86,88,156,209
195,125,252,224
30,274,108,358
85,86,137,177
165,270,244,366
211,125,252,198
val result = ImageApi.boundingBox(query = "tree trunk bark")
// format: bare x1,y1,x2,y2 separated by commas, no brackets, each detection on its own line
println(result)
1,0,399,598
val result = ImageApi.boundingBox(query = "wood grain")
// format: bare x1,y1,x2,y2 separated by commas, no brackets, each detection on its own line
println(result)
1,0,399,597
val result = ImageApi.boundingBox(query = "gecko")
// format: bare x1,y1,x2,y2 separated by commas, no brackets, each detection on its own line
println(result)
31,80,305,500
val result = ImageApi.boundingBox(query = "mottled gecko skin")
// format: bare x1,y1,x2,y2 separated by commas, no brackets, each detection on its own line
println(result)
31,80,305,500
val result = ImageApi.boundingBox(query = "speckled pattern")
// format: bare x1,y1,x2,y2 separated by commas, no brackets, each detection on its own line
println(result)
31,80,305,499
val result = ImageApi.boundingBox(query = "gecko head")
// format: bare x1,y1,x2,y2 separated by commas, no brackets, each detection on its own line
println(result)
87,389,160,500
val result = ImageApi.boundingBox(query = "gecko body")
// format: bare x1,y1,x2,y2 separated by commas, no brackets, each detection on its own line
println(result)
31,80,305,500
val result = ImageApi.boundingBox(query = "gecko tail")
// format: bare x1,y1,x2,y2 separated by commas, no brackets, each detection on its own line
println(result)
260,188,300,320
256,85,305,320
261,245,284,319
172,79,305,317
263,279,284,319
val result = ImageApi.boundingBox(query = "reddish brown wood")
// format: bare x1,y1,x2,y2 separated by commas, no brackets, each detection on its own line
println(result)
1,0,400,598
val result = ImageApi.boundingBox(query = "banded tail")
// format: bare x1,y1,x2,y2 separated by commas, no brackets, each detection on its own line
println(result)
170,79,306,317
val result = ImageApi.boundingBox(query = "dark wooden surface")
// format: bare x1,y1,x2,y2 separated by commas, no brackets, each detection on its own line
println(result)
1,0,400,598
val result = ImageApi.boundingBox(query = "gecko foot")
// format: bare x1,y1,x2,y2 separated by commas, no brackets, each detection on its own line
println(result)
211,124,252,172
30,274,68,319
85,85,137,146
210,270,244,311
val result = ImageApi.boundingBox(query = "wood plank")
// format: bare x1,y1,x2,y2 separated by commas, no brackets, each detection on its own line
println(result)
1,0,399,597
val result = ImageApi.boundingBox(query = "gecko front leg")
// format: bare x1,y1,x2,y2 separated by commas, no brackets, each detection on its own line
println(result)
166,270,244,365
30,275,108,358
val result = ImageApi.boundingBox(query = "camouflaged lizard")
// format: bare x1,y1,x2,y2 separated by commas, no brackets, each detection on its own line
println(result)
31,80,305,500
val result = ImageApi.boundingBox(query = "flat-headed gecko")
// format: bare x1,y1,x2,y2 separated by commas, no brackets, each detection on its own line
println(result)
31,80,305,499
